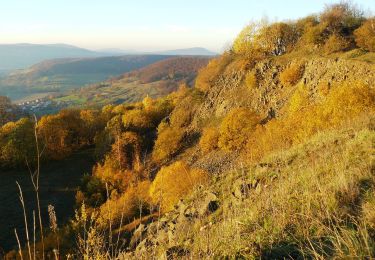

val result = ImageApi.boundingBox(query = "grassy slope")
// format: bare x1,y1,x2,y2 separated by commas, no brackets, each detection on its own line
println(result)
172,122,375,258
0,149,95,252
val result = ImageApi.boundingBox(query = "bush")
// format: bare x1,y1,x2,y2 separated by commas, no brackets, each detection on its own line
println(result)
152,125,185,163
320,2,364,34
288,84,310,114
245,81,375,161
149,161,208,212
280,63,305,86
218,108,260,151
98,181,151,227
0,118,36,167
324,34,351,54
244,70,258,89
199,127,219,153
195,54,233,92
122,109,154,130
258,22,299,56
354,18,375,52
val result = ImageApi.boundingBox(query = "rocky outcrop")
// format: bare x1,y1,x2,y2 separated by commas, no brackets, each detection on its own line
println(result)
192,57,375,127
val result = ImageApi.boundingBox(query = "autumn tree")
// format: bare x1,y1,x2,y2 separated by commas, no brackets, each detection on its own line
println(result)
258,22,299,56
0,118,36,167
38,109,86,159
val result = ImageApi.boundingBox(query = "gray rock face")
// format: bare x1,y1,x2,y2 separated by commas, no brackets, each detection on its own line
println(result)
192,57,375,128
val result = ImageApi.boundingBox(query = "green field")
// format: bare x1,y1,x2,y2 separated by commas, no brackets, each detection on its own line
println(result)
0,149,96,252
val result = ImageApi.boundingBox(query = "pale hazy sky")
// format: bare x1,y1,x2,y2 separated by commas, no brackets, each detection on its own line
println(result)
0,0,374,52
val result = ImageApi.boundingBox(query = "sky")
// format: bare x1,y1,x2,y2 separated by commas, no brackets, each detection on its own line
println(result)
0,0,374,52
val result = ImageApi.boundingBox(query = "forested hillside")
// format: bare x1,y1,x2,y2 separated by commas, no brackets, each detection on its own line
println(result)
0,55,173,100
1,2,375,259
53,56,210,107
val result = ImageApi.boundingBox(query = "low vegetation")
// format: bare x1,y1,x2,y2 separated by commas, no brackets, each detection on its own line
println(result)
2,2,375,259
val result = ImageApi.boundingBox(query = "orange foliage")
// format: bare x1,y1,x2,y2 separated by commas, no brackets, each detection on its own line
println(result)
323,34,351,54
149,161,208,212
199,127,219,154
246,81,375,160
152,125,185,163
99,180,151,227
280,63,305,86
354,18,375,52
218,108,260,151
195,54,233,92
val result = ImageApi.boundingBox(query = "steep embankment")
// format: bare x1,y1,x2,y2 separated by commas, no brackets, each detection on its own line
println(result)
120,54,375,259
194,56,375,123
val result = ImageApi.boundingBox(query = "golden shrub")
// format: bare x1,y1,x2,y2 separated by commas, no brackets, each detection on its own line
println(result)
354,18,375,52
199,127,219,153
218,108,260,151
244,70,258,89
288,84,310,114
122,109,154,130
149,161,208,212
323,34,351,54
245,81,375,161
280,62,305,86
98,180,151,227
319,81,375,126
152,126,185,163
195,54,232,92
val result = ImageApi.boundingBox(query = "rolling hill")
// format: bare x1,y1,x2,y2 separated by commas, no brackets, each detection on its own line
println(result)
53,56,210,106
0,55,174,100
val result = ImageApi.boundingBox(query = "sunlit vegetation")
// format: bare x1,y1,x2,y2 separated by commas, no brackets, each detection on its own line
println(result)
199,127,219,154
246,81,375,160
149,161,208,212
218,108,260,151
279,62,305,86
195,54,233,92
0,118,36,167
3,2,375,259
354,18,375,52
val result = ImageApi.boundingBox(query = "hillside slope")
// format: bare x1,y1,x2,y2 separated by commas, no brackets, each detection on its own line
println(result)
0,55,173,100
53,56,210,106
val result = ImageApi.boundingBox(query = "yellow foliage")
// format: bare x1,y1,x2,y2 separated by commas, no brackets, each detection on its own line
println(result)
0,118,35,166
149,161,208,212
245,81,375,161
354,18,375,52
288,84,310,114
199,127,219,154
323,34,351,54
122,109,153,130
98,181,151,227
280,62,305,86
195,54,232,92
232,22,264,55
244,70,258,89
152,126,184,163
218,108,260,151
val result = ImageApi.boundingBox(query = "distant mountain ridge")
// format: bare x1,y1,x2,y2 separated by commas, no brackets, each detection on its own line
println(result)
0,44,217,72
97,47,218,56
0,43,104,71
